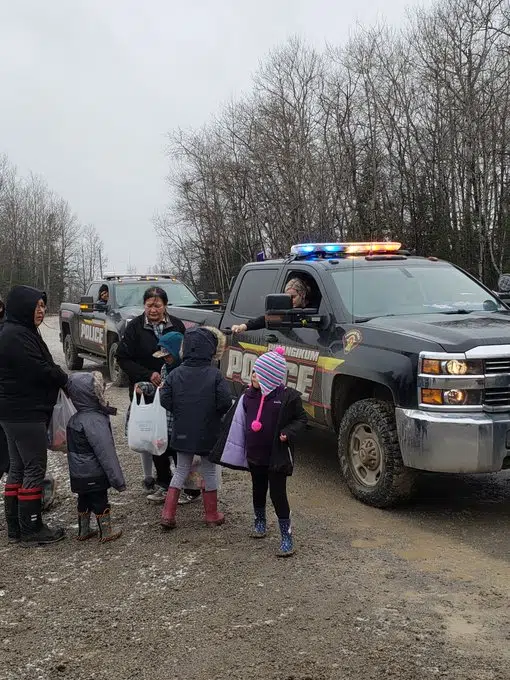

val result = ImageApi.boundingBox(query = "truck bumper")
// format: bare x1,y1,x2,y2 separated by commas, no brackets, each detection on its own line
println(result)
395,408,510,473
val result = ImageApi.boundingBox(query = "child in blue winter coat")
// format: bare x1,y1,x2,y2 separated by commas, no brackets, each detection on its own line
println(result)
66,372,126,543
160,326,232,529
211,347,307,557
136,331,201,506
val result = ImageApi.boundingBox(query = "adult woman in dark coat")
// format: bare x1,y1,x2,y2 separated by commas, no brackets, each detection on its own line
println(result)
116,286,189,496
0,286,68,546
0,298,8,482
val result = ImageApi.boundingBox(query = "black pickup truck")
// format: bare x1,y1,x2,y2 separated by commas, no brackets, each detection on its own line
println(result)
168,241,510,507
59,274,200,385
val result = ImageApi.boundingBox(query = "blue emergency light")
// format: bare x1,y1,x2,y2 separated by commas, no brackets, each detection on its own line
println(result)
291,242,402,257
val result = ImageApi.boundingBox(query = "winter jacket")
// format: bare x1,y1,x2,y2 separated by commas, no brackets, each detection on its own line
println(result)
160,326,232,455
66,373,125,494
246,315,266,332
116,313,186,399
210,387,307,476
0,286,68,423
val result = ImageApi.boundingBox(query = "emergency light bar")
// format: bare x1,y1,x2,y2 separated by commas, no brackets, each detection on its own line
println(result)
291,242,402,257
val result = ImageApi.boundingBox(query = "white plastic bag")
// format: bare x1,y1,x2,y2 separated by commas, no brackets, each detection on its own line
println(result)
48,389,77,452
127,388,168,456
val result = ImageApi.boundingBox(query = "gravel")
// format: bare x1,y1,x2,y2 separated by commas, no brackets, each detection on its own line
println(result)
0,317,509,679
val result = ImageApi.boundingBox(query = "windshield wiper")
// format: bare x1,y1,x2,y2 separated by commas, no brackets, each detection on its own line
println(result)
440,309,474,315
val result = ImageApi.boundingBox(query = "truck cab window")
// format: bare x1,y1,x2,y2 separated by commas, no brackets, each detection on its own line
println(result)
284,271,322,309
232,268,278,318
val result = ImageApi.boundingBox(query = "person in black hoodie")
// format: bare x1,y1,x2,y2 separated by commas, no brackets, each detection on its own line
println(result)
160,326,232,529
0,298,8,482
0,286,68,546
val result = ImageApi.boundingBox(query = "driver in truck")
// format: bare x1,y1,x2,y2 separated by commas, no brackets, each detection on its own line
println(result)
96,285,109,311
231,277,311,334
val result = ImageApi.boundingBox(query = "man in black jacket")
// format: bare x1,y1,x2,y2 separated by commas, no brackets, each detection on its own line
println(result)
0,286,67,546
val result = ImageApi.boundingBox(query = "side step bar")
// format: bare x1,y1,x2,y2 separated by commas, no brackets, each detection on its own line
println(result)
77,353,105,365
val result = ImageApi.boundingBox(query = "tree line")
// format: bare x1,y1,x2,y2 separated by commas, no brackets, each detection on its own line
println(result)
158,0,510,296
0,155,108,311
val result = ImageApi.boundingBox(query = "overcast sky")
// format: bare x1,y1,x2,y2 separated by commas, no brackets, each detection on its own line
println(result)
0,0,435,272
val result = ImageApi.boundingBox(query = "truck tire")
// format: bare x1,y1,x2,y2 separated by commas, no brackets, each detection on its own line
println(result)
338,398,416,508
63,334,84,371
108,342,128,387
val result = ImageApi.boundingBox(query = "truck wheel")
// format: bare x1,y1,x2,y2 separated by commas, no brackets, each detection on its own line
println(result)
338,398,416,508
108,343,128,387
63,334,84,371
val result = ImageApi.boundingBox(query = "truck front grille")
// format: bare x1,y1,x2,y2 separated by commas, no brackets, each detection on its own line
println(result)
485,358,510,374
484,387,510,407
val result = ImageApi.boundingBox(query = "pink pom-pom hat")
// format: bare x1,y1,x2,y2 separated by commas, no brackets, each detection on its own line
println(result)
251,346,287,432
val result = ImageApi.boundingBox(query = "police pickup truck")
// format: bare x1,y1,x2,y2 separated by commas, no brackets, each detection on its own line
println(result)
169,241,510,507
59,274,200,385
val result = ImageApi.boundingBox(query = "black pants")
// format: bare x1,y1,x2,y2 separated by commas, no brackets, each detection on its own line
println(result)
1,421,48,489
152,447,174,489
77,489,109,515
0,425,9,479
249,464,290,519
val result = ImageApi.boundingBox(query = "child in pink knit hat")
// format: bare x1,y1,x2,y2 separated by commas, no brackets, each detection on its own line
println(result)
212,347,307,557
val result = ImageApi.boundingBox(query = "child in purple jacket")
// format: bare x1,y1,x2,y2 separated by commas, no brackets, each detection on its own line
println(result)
212,347,307,557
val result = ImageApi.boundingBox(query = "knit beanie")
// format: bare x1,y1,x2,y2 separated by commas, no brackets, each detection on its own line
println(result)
251,347,287,432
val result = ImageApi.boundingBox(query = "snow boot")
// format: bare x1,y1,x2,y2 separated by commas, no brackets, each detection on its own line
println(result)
95,509,122,543
4,483,21,544
18,487,65,547
77,511,98,541
277,518,294,558
161,487,180,530
252,506,267,539
202,490,225,527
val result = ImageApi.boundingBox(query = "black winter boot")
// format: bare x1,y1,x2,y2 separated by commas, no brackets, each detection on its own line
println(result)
18,488,65,548
77,512,98,541
96,509,122,543
4,483,21,544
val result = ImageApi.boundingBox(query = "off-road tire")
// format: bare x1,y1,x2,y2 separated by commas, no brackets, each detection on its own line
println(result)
63,334,84,371
338,398,416,508
109,342,128,387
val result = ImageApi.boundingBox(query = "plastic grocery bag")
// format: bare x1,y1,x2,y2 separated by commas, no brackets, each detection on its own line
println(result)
48,389,77,453
127,389,168,456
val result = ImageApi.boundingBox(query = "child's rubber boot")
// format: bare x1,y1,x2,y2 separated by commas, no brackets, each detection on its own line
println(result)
77,511,98,541
95,509,122,543
277,518,294,557
251,507,267,539
4,483,21,544
161,487,180,530
202,490,225,527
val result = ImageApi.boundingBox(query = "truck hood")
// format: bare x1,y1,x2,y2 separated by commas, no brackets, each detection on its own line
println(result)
364,312,510,352
118,306,143,320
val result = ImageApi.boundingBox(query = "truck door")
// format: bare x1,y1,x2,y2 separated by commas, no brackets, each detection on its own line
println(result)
222,267,280,396
77,283,108,357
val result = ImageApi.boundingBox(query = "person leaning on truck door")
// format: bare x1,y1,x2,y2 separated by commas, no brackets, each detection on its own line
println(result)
231,277,312,334
115,286,199,501
0,286,68,547
95,284,109,311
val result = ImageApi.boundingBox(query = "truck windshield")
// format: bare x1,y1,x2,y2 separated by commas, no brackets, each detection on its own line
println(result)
332,264,504,319
115,282,198,309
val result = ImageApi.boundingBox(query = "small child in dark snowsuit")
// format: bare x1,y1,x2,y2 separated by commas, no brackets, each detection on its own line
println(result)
66,372,126,543
212,347,307,557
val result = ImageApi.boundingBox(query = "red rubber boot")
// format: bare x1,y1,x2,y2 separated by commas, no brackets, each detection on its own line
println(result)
161,487,180,530
202,490,225,527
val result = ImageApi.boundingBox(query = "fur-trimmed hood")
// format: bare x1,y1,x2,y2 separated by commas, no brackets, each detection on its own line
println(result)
181,326,226,365
67,371,117,416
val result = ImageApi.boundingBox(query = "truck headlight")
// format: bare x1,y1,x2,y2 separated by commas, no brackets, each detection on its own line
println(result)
421,358,483,375
421,388,483,407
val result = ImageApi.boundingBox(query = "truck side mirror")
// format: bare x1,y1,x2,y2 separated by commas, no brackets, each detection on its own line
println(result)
79,296,94,313
265,294,326,330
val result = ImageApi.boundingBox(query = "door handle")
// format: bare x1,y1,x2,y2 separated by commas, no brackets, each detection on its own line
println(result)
265,333,279,344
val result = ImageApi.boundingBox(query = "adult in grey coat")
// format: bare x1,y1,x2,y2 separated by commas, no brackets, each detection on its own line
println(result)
67,372,126,543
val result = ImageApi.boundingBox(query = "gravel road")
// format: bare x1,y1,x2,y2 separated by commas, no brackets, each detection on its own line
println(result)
1,317,509,680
